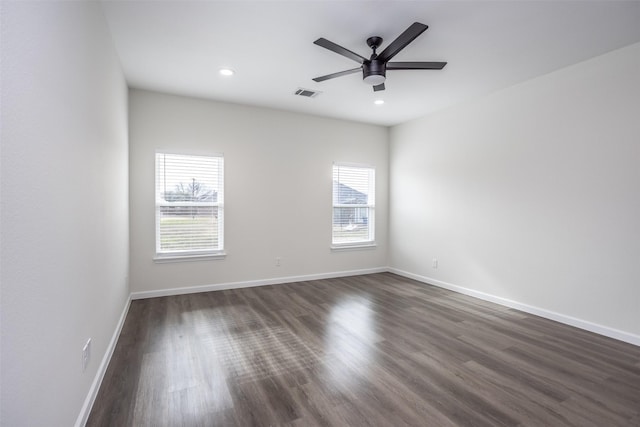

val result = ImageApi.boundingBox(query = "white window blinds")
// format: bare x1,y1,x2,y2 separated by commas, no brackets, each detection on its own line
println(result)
155,153,224,256
332,164,375,245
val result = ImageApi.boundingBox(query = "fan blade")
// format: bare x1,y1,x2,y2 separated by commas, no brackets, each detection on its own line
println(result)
373,83,385,92
377,22,428,63
314,38,367,64
313,67,362,82
386,61,447,70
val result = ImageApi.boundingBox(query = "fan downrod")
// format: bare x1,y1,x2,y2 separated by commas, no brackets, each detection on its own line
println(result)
366,36,383,56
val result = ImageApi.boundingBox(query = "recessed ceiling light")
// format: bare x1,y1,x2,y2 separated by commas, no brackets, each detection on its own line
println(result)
374,99,385,105
219,68,235,76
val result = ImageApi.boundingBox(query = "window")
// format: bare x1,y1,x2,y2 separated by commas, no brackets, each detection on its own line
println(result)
332,163,375,247
155,153,224,259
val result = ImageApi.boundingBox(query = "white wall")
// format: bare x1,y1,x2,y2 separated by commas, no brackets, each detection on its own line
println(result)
390,42,640,341
0,2,129,425
129,90,388,294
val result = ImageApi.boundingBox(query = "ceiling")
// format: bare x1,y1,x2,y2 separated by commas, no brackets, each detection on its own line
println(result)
101,1,640,127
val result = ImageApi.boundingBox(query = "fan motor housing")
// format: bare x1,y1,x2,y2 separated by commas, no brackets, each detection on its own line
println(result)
363,60,386,84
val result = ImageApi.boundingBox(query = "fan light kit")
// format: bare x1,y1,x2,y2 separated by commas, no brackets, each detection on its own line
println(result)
374,99,385,105
219,68,235,76
313,22,447,92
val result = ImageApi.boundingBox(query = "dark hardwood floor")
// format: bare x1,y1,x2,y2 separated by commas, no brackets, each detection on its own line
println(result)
87,273,640,426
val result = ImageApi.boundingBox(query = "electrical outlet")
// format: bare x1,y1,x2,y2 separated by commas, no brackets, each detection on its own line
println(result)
432,258,438,269
275,257,282,267
82,339,91,372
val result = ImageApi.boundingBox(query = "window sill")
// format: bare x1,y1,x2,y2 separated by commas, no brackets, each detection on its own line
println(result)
154,252,227,263
330,243,377,252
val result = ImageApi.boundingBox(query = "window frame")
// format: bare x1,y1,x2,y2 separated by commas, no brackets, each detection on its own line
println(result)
331,162,376,250
154,151,225,262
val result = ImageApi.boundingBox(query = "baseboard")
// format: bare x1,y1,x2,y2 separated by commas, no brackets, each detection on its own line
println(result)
130,267,388,300
75,296,131,427
388,267,640,347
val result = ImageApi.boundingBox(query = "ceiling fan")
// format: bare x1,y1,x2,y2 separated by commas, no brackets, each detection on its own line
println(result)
312,22,447,92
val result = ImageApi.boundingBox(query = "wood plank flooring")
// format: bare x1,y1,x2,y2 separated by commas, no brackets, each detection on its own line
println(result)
87,273,640,426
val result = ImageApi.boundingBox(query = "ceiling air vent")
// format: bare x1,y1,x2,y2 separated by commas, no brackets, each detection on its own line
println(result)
294,88,321,98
